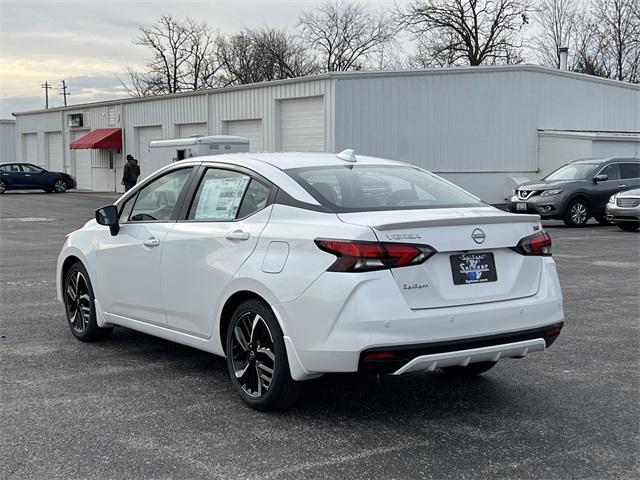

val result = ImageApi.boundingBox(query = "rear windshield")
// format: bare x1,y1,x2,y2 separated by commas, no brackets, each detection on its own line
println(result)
544,163,599,181
285,165,483,212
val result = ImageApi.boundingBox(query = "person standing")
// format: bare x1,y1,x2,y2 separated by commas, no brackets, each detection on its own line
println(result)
122,154,140,192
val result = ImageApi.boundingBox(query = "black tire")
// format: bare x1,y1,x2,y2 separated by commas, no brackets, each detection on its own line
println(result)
53,179,67,193
563,197,591,227
226,299,303,411
595,215,613,226
618,222,639,232
0,180,6,194
63,261,113,342
441,361,497,377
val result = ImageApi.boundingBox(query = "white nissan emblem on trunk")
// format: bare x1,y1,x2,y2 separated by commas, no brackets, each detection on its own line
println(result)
471,228,486,244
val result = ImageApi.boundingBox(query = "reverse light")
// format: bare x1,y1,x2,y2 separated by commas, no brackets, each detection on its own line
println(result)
512,231,552,256
540,188,564,197
315,239,437,272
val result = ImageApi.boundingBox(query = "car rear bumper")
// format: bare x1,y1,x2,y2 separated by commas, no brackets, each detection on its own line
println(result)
360,324,561,374
276,258,564,378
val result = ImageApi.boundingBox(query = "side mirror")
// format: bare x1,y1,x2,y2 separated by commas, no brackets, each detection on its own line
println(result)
95,205,120,236
593,174,608,183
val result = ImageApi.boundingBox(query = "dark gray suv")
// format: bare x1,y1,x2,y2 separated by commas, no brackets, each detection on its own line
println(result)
508,157,640,227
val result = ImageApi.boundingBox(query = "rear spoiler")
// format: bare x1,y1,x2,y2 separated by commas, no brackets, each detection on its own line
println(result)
374,214,541,231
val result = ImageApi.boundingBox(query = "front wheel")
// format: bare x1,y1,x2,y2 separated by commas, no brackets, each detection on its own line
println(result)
563,198,590,227
53,179,67,193
226,299,303,410
0,180,6,194
64,262,113,341
441,361,497,376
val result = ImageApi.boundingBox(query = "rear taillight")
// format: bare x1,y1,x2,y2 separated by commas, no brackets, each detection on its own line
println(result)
315,239,437,272
512,231,552,256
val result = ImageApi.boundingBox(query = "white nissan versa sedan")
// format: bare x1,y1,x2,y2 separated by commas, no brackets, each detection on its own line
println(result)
57,150,564,410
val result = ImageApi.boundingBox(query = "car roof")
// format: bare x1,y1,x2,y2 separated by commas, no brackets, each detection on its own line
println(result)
571,157,639,164
197,151,407,171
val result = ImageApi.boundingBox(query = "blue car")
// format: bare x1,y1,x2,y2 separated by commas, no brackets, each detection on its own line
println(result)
0,163,76,194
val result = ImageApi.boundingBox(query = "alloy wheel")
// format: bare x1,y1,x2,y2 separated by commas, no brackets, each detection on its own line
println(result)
0,181,6,194
65,271,92,334
230,311,276,398
54,180,67,193
570,202,587,225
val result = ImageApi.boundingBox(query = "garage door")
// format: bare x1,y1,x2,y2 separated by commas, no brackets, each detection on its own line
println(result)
47,132,63,172
24,133,38,165
137,126,163,179
280,97,325,152
178,123,208,138
226,119,263,152
72,131,92,189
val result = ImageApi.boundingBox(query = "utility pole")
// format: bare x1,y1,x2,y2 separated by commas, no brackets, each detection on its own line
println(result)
41,82,52,109
60,80,70,107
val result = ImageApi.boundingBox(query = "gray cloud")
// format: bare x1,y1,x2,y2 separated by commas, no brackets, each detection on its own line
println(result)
1,0,409,117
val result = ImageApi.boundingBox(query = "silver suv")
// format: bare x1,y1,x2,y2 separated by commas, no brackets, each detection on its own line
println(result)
508,158,640,227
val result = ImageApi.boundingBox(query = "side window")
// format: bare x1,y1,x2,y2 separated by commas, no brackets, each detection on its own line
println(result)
620,163,640,179
20,164,41,173
8,164,21,172
599,164,620,181
0,165,10,172
129,168,193,222
118,194,136,222
188,169,251,221
237,179,270,218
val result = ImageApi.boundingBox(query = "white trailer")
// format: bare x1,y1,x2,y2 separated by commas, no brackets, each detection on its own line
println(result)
148,135,249,173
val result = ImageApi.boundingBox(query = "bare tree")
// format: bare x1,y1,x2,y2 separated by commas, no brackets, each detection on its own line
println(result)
572,11,612,78
299,0,397,71
400,0,531,67
592,0,640,82
124,15,222,96
533,0,577,68
184,18,222,90
217,27,317,86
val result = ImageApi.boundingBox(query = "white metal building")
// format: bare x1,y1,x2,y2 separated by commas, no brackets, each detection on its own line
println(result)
12,65,640,202
0,119,17,163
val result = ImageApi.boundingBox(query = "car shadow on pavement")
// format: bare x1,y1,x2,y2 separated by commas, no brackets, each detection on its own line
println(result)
103,327,541,420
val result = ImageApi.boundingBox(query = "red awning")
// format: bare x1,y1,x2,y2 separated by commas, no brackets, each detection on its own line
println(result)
70,128,122,150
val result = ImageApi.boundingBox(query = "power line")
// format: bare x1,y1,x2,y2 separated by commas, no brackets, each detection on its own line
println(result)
40,82,52,109
60,80,70,107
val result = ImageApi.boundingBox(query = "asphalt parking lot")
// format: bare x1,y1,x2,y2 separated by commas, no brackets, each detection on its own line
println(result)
1,191,638,480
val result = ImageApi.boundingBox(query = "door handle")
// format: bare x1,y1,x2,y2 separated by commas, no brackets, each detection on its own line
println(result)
143,237,160,247
225,230,250,241
618,184,627,188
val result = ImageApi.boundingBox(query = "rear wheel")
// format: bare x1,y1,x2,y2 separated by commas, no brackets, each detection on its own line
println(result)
64,262,113,341
441,361,497,376
226,299,303,410
0,180,6,194
618,222,639,232
563,198,590,227
53,179,67,193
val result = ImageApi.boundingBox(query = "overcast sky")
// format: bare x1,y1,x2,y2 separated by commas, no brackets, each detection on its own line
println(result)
0,0,410,118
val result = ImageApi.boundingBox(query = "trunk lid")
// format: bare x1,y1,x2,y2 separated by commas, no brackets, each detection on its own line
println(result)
338,207,544,309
